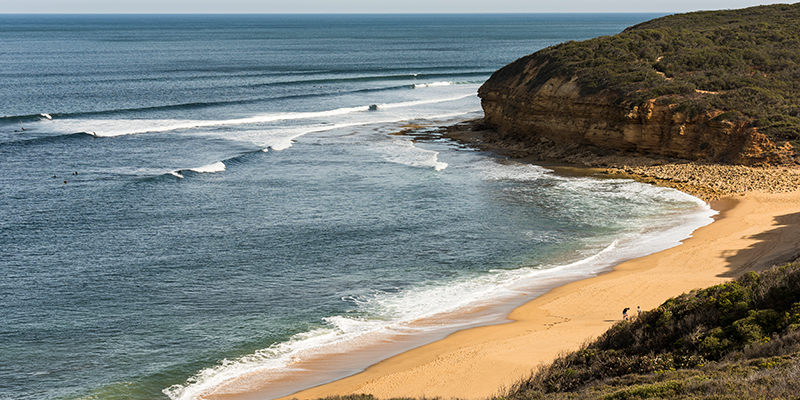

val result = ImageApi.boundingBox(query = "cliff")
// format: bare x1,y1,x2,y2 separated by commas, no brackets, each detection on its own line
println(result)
478,4,800,166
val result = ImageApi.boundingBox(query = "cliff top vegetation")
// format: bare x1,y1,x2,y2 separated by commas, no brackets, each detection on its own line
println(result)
491,3,800,150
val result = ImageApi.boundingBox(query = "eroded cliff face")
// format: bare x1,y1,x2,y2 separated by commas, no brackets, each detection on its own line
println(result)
478,59,791,165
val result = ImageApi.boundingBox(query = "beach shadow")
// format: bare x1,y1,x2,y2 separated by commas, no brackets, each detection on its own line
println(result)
720,211,800,278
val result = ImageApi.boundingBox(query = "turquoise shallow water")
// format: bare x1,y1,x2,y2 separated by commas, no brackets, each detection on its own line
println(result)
0,14,715,400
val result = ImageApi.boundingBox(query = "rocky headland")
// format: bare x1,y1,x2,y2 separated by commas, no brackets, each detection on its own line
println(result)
441,4,800,201
477,4,800,167
440,118,800,201
280,7,800,400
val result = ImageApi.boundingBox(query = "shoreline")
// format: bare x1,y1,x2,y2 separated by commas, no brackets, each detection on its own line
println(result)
438,119,800,202
210,121,800,400
262,191,800,400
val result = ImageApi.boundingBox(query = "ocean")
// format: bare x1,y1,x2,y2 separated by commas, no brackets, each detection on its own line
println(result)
0,13,715,400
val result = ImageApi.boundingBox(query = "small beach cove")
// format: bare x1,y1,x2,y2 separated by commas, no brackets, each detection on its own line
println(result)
9,12,798,400
201,122,800,400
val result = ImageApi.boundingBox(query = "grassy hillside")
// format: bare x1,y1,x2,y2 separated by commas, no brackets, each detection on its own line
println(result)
493,3,800,150
499,262,800,399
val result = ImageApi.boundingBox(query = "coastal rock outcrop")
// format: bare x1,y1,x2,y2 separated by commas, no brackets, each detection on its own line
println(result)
477,4,800,166
479,64,786,165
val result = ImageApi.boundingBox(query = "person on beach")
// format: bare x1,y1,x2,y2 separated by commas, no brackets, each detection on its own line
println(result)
637,306,642,318
622,307,629,320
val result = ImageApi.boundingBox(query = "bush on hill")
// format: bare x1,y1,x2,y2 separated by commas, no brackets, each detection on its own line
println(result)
494,3,800,148
501,262,800,399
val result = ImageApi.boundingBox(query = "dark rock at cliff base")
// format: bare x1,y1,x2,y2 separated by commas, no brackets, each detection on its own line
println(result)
478,4,800,166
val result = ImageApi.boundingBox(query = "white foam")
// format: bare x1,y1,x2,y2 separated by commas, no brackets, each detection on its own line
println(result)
31,105,371,138
40,113,52,120
237,124,335,152
164,268,553,400
246,108,481,153
163,327,344,400
476,159,706,208
84,164,227,179
377,93,475,110
164,226,683,400
189,161,225,173
28,91,478,140
373,137,448,171
413,81,453,88
136,109,356,136
475,159,553,181
164,156,717,400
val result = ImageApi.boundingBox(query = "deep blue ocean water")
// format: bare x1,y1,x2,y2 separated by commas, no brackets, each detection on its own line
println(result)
0,14,715,400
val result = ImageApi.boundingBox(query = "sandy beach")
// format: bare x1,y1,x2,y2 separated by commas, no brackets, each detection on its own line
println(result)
205,122,800,400
265,190,800,400
202,184,800,400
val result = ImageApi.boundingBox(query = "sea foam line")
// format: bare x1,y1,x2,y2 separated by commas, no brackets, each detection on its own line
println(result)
253,107,481,153
162,265,572,400
373,137,448,171
163,183,715,400
81,105,369,137
39,93,477,138
377,93,475,110
189,161,226,173
413,81,453,88
170,162,226,178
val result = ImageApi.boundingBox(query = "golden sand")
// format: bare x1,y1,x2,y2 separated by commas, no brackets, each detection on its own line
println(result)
201,188,800,400
260,191,800,400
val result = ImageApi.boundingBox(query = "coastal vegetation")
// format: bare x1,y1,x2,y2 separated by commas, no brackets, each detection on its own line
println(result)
309,7,800,400
491,3,800,151
497,262,800,399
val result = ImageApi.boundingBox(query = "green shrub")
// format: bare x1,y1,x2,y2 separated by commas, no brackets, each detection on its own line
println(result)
498,262,800,399
603,381,684,399
489,3,800,144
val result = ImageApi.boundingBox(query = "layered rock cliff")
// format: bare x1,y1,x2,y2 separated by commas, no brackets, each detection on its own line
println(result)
479,68,787,165
477,4,800,165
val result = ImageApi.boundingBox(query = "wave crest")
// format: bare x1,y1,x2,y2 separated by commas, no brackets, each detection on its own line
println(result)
374,138,448,171
413,81,453,88
189,161,226,173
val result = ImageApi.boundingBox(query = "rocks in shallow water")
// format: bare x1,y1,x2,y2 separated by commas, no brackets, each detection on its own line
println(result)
440,119,800,202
